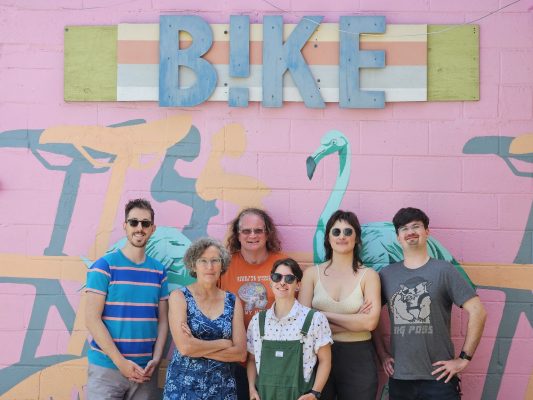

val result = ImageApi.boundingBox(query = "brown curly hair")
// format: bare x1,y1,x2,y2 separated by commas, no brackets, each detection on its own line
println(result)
183,237,231,278
226,208,282,254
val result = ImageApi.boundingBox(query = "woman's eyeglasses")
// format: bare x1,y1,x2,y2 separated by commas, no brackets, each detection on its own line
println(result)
331,227,354,237
239,227,266,236
127,219,153,228
270,272,297,284
196,258,223,267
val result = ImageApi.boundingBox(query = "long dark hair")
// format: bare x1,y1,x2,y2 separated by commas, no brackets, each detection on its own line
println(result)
226,208,282,253
324,210,362,274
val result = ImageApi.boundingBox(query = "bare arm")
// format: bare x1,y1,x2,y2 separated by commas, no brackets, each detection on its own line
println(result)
85,292,147,382
323,269,381,332
247,353,261,400
328,322,348,333
298,266,316,308
168,290,231,357
373,306,394,377
143,299,169,378
432,296,487,382
204,297,247,362
296,344,331,400
459,296,487,357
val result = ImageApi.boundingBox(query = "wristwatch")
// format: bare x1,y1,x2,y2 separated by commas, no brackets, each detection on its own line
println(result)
308,389,322,399
459,351,472,361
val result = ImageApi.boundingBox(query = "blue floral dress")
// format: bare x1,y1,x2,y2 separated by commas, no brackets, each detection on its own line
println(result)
163,287,237,400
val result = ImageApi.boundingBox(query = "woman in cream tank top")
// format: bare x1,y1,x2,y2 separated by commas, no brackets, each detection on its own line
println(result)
300,210,381,400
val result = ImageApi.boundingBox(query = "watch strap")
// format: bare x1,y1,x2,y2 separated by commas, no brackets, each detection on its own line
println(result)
459,351,472,361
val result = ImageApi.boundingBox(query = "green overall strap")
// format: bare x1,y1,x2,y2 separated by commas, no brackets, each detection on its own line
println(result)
258,310,267,338
300,309,316,337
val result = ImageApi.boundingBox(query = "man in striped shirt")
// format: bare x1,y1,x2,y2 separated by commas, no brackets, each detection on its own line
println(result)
85,198,169,399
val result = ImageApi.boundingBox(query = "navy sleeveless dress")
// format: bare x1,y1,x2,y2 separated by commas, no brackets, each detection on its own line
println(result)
163,287,237,400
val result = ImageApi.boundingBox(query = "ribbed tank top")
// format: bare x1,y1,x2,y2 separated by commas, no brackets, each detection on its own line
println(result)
311,265,371,342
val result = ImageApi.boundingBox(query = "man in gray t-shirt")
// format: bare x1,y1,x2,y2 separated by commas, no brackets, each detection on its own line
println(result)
375,208,487,400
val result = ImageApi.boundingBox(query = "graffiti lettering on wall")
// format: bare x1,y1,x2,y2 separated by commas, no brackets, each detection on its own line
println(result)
0,116,531,399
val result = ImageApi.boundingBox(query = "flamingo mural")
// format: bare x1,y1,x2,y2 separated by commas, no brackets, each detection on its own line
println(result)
307,130,473,285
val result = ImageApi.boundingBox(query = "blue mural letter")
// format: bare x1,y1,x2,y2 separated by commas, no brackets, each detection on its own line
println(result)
159,15,217,107
339,16,386,108
262,16,325,108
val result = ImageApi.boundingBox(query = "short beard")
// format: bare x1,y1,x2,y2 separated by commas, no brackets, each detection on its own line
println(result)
128,236,147,249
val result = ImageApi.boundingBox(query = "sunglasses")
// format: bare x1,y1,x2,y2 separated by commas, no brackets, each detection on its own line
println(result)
331,227,354,237
239,227,266,236
127,219,153,228
270,272,297,284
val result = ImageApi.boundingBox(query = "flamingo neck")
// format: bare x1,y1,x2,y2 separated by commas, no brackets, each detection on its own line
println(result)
324,146,351,215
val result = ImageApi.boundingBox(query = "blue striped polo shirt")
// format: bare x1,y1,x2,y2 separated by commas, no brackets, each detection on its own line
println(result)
86,249,169,369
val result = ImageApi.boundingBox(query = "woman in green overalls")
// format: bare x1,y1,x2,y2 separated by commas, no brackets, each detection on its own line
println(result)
246,258,332,400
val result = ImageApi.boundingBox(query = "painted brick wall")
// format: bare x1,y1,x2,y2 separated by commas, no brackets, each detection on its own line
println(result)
0,1,532,399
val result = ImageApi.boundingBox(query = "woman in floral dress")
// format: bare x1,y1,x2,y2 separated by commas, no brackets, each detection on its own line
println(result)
164,238,247,399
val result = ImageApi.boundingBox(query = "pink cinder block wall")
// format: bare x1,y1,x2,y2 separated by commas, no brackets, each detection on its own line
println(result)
0,1,532,399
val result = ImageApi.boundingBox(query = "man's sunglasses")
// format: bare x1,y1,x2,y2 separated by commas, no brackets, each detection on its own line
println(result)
239,228,266,236
127,219,153,228
270,272,297,284
331,227,354,237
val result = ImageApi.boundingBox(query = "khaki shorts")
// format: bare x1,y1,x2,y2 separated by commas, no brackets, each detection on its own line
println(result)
87,363,160,400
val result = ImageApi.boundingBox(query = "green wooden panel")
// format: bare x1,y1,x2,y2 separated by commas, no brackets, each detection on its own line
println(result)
428,25,479,101
64,26,117,101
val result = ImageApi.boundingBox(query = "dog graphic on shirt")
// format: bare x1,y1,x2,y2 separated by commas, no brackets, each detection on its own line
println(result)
391,277,432,324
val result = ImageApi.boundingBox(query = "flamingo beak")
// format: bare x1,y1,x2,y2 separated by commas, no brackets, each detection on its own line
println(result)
307,146,328,179
306,156,317,179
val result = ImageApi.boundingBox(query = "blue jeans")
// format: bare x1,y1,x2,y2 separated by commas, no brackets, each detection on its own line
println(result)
389,377,461,400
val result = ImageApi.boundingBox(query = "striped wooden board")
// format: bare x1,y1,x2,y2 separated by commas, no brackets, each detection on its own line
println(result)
64,23,479,104
116,23,427,103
